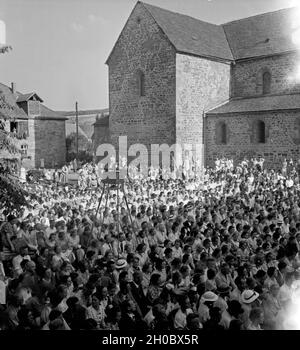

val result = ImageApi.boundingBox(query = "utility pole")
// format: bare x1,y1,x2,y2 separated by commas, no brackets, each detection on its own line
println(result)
75,101,79,162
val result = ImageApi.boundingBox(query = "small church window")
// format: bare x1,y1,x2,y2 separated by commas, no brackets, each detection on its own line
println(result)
255,120,266,143
137,70,145,97
216,121,227,145
262,71,271,95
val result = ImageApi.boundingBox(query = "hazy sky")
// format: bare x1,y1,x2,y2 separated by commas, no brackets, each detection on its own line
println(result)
0,0,296,111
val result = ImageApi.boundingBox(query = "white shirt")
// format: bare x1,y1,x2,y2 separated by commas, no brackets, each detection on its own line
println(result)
174,308,193,329
12,254,31,276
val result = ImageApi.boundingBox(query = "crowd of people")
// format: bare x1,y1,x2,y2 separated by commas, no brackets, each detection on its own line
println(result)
1,157,300,330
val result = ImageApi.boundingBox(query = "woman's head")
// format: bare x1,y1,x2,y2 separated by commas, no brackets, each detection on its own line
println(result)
150,273,161,286
91,294,100,309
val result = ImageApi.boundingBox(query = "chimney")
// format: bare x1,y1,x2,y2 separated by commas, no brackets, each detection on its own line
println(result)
11,82,16,94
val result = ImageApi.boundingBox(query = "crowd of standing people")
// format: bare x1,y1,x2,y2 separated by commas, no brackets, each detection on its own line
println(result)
1,157,300,330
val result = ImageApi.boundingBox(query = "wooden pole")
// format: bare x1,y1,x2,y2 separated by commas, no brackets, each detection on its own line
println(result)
75,101,79,162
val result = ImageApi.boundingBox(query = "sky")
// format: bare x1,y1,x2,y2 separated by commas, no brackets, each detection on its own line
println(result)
0,0,297,111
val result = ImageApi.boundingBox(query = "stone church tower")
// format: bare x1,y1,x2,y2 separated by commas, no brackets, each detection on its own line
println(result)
107,2,300,169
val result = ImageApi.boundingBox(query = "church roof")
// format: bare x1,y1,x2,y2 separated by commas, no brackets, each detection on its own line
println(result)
141,2,234,62
107,2,298,63
206,93,300,114
223,7,297,60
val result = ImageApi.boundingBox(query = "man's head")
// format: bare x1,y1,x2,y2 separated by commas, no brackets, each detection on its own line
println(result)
186,313,201,330
20,247,29,257
249,307,264,325
220,263,230,275
133,271,143,285
25,261,36,273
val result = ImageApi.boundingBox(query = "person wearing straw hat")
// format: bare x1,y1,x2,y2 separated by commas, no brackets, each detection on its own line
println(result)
197,291,218,324
240,289,260,329
115,258,127,271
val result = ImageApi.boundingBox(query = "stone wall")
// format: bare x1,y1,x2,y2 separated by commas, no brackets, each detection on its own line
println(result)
93,124,110,157
205,111,300,169
34,119,66,168
176,54,231,166
231,52,300,98
108,3,176,164
23,119,36,168
28,101,41,117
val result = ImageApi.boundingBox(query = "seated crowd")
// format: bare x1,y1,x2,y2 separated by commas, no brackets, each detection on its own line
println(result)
0,157,300,330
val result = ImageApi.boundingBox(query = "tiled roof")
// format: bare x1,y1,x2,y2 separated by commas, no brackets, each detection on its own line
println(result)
206,94,300,114
16,92,43,103
141,2,233,61
0,83,28,120
58,108,109,117
222,7,297,60
39,104,68,120
108,2,298,62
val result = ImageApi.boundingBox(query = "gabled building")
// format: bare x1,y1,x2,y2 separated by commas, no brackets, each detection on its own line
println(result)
0,82,67,169
106,2,300,168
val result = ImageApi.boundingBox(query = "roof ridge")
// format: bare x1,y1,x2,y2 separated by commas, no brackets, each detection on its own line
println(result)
231,92,300,100
222,6,293,26
221,24,234,59
140,1,233,61
140,1,219,27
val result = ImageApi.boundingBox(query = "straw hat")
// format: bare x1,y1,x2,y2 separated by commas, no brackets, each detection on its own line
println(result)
241,289,259,304
115,259,127,270
200,291,218,303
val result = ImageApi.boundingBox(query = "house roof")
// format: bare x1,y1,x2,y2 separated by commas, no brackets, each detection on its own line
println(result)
107,2,298,63
16,92,43,103
58,108,109,117
0,83,28,120
206,93,300,115
141,2,233,62
222,7,298,60
93,114,109,126
38,104,68,120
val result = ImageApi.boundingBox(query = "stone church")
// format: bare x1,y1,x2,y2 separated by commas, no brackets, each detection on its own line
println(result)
106,1,300,169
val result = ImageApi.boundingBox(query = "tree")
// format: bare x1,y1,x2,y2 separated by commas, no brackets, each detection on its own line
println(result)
0,45,12,54
66,132,93,163
0,45,38,213
0,94,30,213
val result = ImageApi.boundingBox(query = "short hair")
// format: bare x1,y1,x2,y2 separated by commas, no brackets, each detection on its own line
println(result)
229,319,242,330
207,268,216,280
249,307,263,322
150,273,161,285
267,266,276,277
49,309,62,321
49,318,64,330
278,261,287,271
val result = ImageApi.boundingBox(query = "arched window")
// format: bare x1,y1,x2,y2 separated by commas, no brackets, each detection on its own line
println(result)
216,121,227,145
255,120,266,143
262,71,271,95
137,70,145,97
